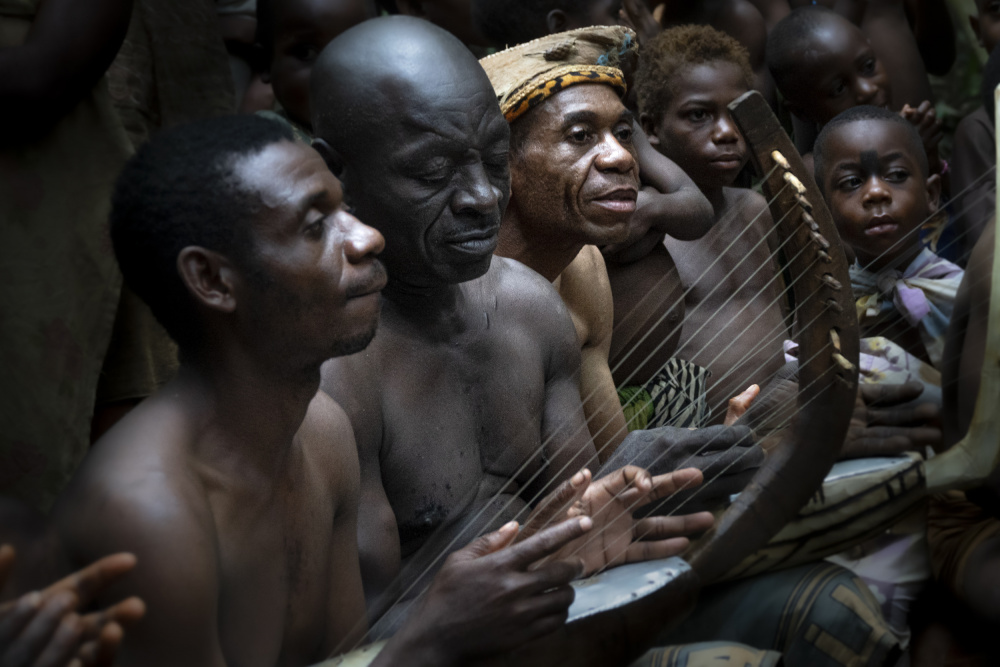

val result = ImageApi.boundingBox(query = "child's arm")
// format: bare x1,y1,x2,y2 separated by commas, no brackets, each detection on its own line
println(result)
901,100,945,180
632,125,714,241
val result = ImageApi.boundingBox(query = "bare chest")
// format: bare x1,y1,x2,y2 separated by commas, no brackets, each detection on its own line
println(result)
376,332,548,550
211,486,337,667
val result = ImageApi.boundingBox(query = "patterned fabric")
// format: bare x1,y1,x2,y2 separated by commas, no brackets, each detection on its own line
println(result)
479,25,636,123
0,0,132,510
501,65,626,123
661,563,901,667
851,248,963,368
632,642,781,667
618,358,711,430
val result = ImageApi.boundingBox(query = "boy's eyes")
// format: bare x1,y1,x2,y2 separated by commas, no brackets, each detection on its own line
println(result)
830,80,847,97
685,109,710,122
289,44,320,62
885,168,909,182
860,58,876,75
837,175,863,189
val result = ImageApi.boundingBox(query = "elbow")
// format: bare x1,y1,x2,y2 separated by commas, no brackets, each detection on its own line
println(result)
669,188,714,241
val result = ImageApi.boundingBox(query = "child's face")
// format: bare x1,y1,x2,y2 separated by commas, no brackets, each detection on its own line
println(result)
268,0,370,127
642,62,749,191
973,1,1000,54
782,14,891,126
820,120,940,270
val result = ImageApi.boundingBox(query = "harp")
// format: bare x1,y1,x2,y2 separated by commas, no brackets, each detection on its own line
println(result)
325,89,1000,667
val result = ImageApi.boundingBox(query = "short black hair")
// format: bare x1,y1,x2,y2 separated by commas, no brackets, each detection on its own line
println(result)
110,115,294,351
766,6,840,97
813,105,929,188
472,0,577,48
983,43,1000,124
256,0,278,64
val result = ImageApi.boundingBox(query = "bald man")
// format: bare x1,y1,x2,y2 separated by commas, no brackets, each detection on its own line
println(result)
314,16,714,632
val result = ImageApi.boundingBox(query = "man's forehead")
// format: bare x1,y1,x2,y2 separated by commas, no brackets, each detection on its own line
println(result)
536,84,629,124
233,141,335,209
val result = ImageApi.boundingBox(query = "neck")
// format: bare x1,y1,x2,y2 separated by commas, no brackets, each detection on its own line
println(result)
857,244,923,274
382,276,471,334
497,208,584,282
178,337,321,475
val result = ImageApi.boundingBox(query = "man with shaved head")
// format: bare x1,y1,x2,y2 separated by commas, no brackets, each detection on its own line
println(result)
314,15,714,633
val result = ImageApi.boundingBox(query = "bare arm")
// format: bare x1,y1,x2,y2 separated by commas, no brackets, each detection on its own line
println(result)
862,0,935,108
53,486,227,667
557,247,629,463
631,125,714,242
0,0,132,144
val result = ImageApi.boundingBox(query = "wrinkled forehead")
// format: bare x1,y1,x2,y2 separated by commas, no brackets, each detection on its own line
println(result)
231,141,337,214
369,69,509,151
522,83,630,133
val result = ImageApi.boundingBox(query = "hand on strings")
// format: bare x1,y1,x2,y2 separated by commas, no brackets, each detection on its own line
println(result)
840,381,942,459
601,425,764,514
901,101,944,171
519,467,714,577
736,360,799,442
390,519,588,664
0,545,146,667
724,385,760,426
619,0,663,45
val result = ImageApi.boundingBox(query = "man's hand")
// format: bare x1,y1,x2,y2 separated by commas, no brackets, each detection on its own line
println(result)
0,545,146,667
840,382,942,459
901,101,943,171
619,0,663,44
520,467,714,576
724,385,760,426
390,519,588,665
600,425,764,514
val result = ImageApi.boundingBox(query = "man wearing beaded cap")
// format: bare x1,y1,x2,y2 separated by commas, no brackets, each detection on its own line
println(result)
480,26,763,492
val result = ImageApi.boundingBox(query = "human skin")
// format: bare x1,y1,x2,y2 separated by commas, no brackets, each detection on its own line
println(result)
313,17,717,630
971,0,1000,54
265,0,372,129
51,141,391,666
641,62,787,423
0,0,131,145
819,119,941,362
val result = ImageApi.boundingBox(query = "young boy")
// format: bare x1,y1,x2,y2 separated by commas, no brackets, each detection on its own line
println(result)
766,6,942,174
256,0,376,137
814,105,962,376
630,24,788,424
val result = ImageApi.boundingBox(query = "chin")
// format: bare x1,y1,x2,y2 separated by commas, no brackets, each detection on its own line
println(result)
330,319,380,358
446,254,493,285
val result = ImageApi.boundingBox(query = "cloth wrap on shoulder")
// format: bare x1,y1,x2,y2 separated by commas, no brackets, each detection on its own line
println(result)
478,25,636,123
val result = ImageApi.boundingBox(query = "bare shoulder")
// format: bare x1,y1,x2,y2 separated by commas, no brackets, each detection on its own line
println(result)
298,390,361,501
557,246,613,348
51,401,225,664
489,255,580,356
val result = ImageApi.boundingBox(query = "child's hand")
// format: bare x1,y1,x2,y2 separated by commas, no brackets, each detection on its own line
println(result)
900,101,943,172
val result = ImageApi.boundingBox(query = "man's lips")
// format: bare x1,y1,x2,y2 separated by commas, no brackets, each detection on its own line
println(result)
347,261,388,298
444,228,500,254
864,214,899,237
592,187,638,213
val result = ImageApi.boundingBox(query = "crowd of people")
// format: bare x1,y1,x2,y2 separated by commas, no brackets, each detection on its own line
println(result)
2,0,1000,665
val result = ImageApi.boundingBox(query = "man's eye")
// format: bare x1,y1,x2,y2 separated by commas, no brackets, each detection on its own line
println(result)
614,125,633,143
306,217,326,238
860,58,876,75
568,128,592,144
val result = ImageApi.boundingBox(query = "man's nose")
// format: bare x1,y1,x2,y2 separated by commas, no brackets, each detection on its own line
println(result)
595,131,637,173
343,213,385,262
451,161,503,216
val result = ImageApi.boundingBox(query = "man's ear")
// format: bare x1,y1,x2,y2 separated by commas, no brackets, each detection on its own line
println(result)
546,9,568,34
396,0,424,17
639,113,660,146
925,172,942,211
177,246,239,315
312,138,346,178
